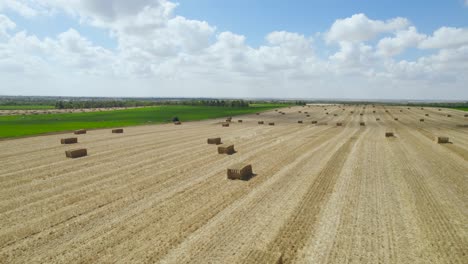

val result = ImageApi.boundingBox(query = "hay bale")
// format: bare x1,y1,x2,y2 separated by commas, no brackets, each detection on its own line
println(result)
336,122,343,126
350,111,354,114
174,121,182,125
242,250,283,264
112,128,124,133
394,118,399,121
222,123,230,127
326,112,329,115
258,121,264,124
436,136,449,144
238,120,243,123
207,138,222,145
298,111,302,113
306,114,310,117
425,114,429,116
61,138,78,144
227,164,253,180
447,114,452,117
334,114,338,116
465,114,468,117
385,132,394,137
268,122,275,126
256,113,260,115
74,129,86,135
376,118,380,121
65,148,87,158
218,144,235,155
311,121,317,124
400,110,403,112
420,119,425,122
373,111,376,113
360,113,363,116
438,109,442,111
360,122,365,126
298,120,303,124
281,112,285,115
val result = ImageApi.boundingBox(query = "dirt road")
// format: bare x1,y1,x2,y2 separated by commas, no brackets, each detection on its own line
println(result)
0,105,466,263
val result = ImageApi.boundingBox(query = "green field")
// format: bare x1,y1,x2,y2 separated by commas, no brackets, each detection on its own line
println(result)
0,105,55,110
0,104,287,138
455,108,468,111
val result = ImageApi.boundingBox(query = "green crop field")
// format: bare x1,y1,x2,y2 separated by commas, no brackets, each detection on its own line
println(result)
455,108,468,111
0,104,287,138
0,105,55,110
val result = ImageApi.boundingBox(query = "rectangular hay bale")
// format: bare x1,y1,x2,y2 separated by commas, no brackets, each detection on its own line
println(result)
298,120,303,124
258,121,264,124
227,164,253,181
65,148,87,158
336,122,343,126
61,138,78,144
207,138,222,145
268,122,275,126
218,144,235,155
112,128,124,133
222,123,230,127
385,132,394,137
74,129,86,135
360,122,365,126
436,136,449,144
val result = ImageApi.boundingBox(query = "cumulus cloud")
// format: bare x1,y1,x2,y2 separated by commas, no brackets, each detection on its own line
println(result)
419,27,468,49
0,14,16,39
0,2,467,99
0,0,39,17
325,13,409,43
377,27,426,57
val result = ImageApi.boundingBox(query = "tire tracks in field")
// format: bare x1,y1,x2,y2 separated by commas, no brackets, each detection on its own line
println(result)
265,128,362,263
0,124,334,262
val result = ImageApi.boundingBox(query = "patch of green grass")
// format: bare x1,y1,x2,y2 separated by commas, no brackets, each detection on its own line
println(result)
455,107,468,111
0,105,55,110
0,104,287,138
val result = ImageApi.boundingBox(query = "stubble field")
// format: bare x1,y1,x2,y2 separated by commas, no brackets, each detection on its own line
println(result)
0,105,466,263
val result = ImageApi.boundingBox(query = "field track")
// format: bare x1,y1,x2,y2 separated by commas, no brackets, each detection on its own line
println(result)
0,105,467,263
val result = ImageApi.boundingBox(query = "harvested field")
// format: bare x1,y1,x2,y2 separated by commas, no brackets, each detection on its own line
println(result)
0,105,467,264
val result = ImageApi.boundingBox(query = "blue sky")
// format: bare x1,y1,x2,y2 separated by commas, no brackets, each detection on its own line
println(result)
176,0,468,46
0,0,467,99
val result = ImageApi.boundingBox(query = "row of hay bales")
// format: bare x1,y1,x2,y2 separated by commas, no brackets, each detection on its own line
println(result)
62,128,126,159
207,136,253,181
385,132,451,143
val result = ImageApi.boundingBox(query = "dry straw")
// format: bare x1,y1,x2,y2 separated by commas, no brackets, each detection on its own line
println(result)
74,129,86,135
436,136,449,144
65,148,87,158
61,138,78,144
218,144,235,155
227,164,253,180
207,138,222,145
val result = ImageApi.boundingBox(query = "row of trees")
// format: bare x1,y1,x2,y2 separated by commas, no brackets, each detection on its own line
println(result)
54,99,252,109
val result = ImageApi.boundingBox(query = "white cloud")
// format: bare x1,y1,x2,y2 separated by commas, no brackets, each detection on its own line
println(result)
325,13,409,43
0,14,15,39
419,27,468,49
0,0,39,17
0,2,467,99
377,27,426,57
465,0,468,6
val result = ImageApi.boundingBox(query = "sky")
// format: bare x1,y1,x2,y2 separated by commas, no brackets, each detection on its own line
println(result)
0,0,467,100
